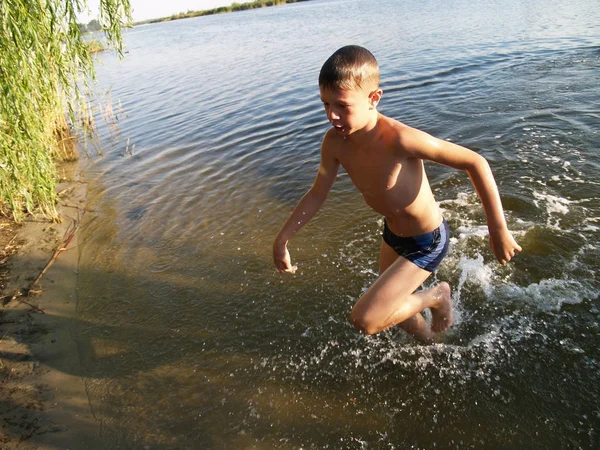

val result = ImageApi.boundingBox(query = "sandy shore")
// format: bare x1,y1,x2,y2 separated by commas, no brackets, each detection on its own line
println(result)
0,162,99,448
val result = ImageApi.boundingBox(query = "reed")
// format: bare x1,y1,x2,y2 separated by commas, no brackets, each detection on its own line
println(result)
0,0,131,222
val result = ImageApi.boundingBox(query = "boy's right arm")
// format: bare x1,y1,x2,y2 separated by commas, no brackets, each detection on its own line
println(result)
273,138,340,274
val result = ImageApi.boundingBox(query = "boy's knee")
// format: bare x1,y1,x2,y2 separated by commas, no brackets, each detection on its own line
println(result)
350,309,380,335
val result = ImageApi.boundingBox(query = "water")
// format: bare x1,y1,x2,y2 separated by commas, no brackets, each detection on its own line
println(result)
75,0,600,447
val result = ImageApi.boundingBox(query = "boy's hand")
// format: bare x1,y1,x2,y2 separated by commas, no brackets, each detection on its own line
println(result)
273,243,298,274
489,228,522,265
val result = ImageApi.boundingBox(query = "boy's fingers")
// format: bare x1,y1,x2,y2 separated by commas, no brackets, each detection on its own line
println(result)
277,264,298,274
284,265,297,274
499,248,521,265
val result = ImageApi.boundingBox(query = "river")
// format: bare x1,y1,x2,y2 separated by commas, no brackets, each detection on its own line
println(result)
78,0,600,447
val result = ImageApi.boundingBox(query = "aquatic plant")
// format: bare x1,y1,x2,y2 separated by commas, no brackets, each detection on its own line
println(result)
0,0,131,222
87,39,106,54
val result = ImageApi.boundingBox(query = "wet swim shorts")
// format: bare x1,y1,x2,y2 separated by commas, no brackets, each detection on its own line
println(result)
382,218,450,272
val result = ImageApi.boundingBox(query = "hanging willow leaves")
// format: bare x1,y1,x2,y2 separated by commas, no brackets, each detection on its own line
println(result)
0,0,131,221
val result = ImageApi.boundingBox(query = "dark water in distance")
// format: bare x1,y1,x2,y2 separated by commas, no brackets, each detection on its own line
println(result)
77,0,600,447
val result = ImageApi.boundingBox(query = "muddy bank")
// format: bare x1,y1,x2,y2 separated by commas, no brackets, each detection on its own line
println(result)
0,162,98,449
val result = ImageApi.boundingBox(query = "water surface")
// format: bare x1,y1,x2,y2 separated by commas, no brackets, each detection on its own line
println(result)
78,0,600,447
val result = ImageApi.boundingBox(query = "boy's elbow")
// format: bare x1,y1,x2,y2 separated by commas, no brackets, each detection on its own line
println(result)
466,154,491,175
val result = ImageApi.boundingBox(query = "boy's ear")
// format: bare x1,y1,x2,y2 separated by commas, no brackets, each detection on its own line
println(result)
369,89,383,109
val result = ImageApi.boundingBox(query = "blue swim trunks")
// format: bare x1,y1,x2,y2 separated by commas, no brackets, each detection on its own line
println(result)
382,218,450,272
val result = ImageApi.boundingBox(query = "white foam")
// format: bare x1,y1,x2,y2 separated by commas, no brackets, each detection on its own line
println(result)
533,190,571,226
449,251,592,316
581,224,600,232
453,225,489,240
498,278,590,311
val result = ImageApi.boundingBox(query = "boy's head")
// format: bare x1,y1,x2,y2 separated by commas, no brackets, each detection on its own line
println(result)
319,45,380,92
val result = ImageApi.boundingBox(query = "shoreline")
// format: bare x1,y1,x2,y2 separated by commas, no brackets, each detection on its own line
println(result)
0,161,95,448
136,0,311,25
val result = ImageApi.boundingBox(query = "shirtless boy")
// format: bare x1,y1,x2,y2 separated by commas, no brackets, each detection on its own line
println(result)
272,45,521,342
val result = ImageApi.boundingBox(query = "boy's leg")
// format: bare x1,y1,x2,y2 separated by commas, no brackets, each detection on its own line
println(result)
375,240,434,341
350,239,452,341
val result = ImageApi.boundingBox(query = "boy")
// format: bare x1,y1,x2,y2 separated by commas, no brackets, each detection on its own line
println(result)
272,45,521,342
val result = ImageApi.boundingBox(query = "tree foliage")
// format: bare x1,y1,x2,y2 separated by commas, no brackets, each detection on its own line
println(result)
0,0,131,221
79,19,102,32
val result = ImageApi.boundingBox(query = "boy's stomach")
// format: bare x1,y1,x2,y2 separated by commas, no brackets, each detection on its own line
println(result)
364,194,443,237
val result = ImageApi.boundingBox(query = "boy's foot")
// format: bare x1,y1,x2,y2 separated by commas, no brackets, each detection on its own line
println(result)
430,282,453,333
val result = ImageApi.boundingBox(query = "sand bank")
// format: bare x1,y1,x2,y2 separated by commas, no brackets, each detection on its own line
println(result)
1,162,100,448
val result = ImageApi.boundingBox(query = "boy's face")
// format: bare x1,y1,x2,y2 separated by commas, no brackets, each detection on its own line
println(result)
319,85,381,137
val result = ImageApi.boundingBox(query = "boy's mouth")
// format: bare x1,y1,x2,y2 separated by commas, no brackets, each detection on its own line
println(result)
332,124,345,134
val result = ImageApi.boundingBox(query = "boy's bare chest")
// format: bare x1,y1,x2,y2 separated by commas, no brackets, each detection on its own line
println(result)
339,150,417,194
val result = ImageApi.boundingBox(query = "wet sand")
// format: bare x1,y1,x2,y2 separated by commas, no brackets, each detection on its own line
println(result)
0,163,97,448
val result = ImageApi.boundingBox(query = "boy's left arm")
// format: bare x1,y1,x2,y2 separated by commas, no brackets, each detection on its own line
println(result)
402,127,522,264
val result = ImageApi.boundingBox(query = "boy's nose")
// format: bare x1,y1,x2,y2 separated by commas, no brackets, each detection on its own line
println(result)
328,109,340,121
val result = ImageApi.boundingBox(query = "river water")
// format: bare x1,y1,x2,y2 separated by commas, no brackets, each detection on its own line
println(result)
78,0,600,448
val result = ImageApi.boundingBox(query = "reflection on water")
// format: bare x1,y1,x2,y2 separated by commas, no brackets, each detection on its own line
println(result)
77,0,600,447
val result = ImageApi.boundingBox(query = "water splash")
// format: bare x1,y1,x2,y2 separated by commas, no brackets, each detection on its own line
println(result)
454,254,493,299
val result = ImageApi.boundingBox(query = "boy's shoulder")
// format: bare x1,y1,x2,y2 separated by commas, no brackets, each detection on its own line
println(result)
379,115,433,147
379,114,411,135
378,114,418,146
320,114,428,156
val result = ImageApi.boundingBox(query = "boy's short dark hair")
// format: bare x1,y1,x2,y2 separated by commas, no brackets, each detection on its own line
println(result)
319,45,380,92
